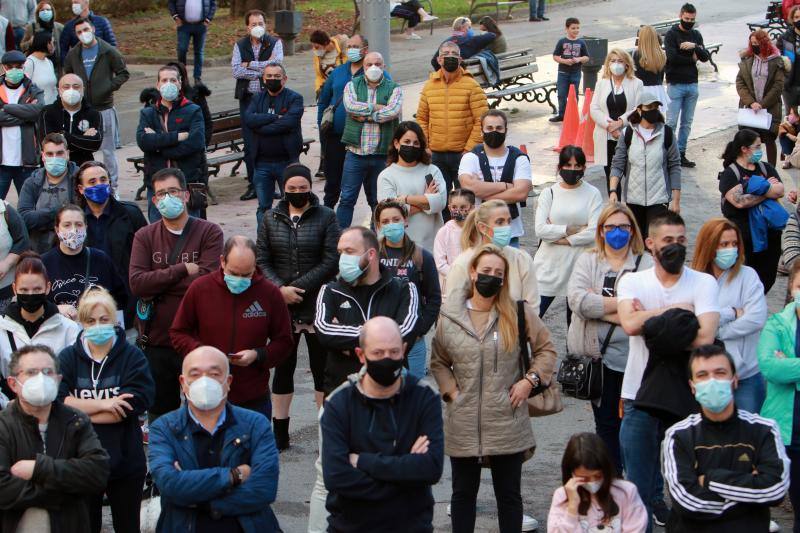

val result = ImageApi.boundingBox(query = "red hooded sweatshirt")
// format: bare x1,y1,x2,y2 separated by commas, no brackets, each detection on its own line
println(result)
170,267,293,405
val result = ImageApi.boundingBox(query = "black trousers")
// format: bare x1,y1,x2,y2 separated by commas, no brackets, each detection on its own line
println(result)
627,203,669,243
604,139,620,196
591,364,624,476
271,330,327,394
88,474,145,533
238,93,255,183
323,131,347,209
145,345,183,420
787,446,800,533
539,295,572,326
432,151,462,222
743,227,782,294
451,453,524,533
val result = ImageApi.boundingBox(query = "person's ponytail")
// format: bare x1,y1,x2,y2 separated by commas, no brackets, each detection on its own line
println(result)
460,210,481,250
721,128,759,168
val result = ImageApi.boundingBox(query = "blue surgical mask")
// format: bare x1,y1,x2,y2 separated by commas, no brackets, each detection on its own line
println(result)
224,274,251,295
750,148,763,164
346,48,363,63
490,226,512,248
38,9,53,22
693,378,734,413
5,68,23,85
156,194,185,219
794,290,800,309
44,156,67,176
159,82,179,102
83,183,111,204
381,222,405,244
604,227,631,250
714,248,738,270
83,324,116,346
466,28,475,37
339,253,366,284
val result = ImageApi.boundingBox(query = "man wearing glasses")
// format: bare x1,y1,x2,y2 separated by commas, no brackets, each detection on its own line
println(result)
0,344,110,531
129,168,223,423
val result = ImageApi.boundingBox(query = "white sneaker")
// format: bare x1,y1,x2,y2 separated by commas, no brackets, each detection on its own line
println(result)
522,514,539,531
446,503,451,516
769,520,781,532
422,13,438,22
406,32,422,40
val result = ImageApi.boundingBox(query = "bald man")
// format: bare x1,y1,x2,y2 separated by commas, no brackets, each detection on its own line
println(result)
148,345,282,532
38,73,103,165
336,50,403,228
319,317,443,532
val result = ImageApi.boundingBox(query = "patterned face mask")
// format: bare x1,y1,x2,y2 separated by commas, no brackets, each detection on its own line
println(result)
57,228,86,250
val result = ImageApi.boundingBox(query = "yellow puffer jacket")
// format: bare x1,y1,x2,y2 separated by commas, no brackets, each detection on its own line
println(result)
417,68,489,153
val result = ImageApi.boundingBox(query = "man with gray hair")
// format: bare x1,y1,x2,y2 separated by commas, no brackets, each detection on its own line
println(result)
244,61,304,227
171,234,294,420
148,345,281,531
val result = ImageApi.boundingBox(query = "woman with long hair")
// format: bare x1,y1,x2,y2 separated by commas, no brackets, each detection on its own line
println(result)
377,121,447,251
374,199,441,378
478,16,506,54
567,203,651,473
718,128,785,293
432,244,556,533
633,25,668,113
691,218,767,413
736,30,788,166
548,432,647,532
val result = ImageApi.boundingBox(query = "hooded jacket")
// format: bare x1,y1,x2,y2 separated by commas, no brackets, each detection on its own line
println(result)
63,38,128,111
57,327,155,480
170,268,293,405
0,75,44,167
38,97,103,165
736,53,789,133
0,400,110,533
321,372,444,533
17,161,79,253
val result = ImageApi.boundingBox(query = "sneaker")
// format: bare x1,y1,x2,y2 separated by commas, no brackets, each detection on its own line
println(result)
406,33,423,40
421,13,438,22
522,514,539,531
680,153,696,168
770,520,781,532
540,16,549,20
528,16,542,21
549,115,564,123
652,502,670,527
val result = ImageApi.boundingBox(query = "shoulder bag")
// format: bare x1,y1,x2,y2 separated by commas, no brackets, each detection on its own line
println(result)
517,300,563,417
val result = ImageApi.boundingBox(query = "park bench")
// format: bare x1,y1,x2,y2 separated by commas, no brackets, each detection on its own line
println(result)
468,0,524,21
651,19,680,37
747,1,786,41
463,48,557,113
395,0,435,35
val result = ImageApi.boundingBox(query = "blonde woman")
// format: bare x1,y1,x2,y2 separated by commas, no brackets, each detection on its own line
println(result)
432,244,556,533
590,48,643,191
634,25,669,113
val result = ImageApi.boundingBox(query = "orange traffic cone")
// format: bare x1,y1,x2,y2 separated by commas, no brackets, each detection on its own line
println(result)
519,144,528,155
576,88,595,162
553,84,579,152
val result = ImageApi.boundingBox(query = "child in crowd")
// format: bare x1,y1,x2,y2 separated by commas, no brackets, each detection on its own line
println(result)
779,106,799,168
551,17,590,123
433,188,476,293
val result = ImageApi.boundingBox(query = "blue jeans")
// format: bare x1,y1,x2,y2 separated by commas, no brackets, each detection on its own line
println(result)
781,133,795,156
146,187,201,223
0,165,32,200
528,0,545,18
11,26,23,49
177,23,207,80
734,372,766,414
556,70,581,117
666,83,699,154
336,151,385,228
619,400,665,533
254,160,289,228
407,338,427,379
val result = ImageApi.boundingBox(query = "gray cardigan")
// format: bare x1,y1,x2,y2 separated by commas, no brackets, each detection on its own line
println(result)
610,122,681,205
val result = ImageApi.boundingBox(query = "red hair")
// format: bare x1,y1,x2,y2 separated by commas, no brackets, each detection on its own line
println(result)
747,30,779,59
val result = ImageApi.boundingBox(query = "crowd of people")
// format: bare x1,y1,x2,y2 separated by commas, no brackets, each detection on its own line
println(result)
0,0,797,532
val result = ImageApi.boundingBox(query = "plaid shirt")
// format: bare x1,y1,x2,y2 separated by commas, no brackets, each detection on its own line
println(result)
230,38,285,95
343,80,402,155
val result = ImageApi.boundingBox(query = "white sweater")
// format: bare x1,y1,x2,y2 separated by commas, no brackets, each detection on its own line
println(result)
716,265,767,380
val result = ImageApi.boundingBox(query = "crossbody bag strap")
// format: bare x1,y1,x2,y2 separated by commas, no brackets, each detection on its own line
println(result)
83,248,91,290
600,253,644,355
517,300,530,377
167,216,195,265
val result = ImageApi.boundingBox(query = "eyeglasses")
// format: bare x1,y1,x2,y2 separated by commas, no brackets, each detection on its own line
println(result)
440,51,460,57
153,188,184,200
603,224,632,232
16,368,56,378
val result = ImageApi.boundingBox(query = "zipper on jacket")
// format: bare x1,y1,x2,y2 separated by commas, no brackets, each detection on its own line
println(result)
493,331,498,373
330,288,368,322
477,337,484,457
229,295,237,354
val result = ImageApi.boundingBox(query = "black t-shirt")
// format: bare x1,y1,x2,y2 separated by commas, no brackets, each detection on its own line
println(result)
633,50,664,86
718,161,781,230
553,37,588,73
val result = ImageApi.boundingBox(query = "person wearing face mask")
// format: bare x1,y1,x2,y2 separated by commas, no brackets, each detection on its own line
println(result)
171,236,293,421
434,188,475,293
0,344,110,533
719,128,786,293
590,49,643,191
428,17,496,70
63,17,127,189
778,6,800,118
691,218,767,414
458,109,532,238
56,287,154,533
232,9,283,201
128,168,223,422
39,74,103,166
23,31,57,105
609,89,682,239
21,2,63,71
337,51,402,229
432,245,556,533
0,50,44,201
310,30,347,96
736,30,787,167
567,203,652,475
244,61,303,227
256,164,339,449
59,0,116,62
535,145,602,322
148,345,282,532
17,133,79,253
548,432,647,532
617,211,720,532
377,121,447,250
663,345,789,532
321,316,444,531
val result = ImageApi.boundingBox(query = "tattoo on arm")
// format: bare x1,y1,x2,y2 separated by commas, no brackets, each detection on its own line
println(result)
732,185,763,208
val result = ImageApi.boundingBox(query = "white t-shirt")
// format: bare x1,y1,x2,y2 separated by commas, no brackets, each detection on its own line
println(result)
458,149,531,239
1,85,23,167
617,266,719,400
23,56,57,105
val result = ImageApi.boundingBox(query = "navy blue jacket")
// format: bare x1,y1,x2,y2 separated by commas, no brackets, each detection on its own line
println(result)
430,32,496,70
317,63,392,136
244,86,304,163
149,403,281,533
136,97,206,185
168,0,217,22
57,328,154,480
321,373,444,532
60,12,117,62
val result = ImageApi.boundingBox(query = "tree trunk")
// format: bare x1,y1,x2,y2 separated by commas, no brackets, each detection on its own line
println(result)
351,0,360,33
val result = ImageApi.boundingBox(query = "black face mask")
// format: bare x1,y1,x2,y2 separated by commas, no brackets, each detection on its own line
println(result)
442,56,460,73
681,19,695,30
483,130,506,149
451,210,468,221
751,45,761,56
559,169,583,185
474,273,503,298
795,20,800,29
656,243,686,274
365,357,404,387
641,109,663,124
16,293,47,314
285,191,310,209
264,79,282,93
398,145,422,163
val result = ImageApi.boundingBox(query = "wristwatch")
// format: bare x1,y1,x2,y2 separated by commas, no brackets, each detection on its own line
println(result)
525,371,540,389
230,466,243,487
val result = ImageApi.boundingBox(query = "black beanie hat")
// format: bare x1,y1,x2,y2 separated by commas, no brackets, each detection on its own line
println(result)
283,164,312,185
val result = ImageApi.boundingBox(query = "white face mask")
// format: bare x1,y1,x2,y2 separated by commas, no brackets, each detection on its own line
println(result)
21,373,59,407
250,25,266,39
78,31,94,45
314,49,326,57
365,65,383,82
61,88,82,106
583,480,603,494
71,3,83,15
188,376,225,411
610,63,626,76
